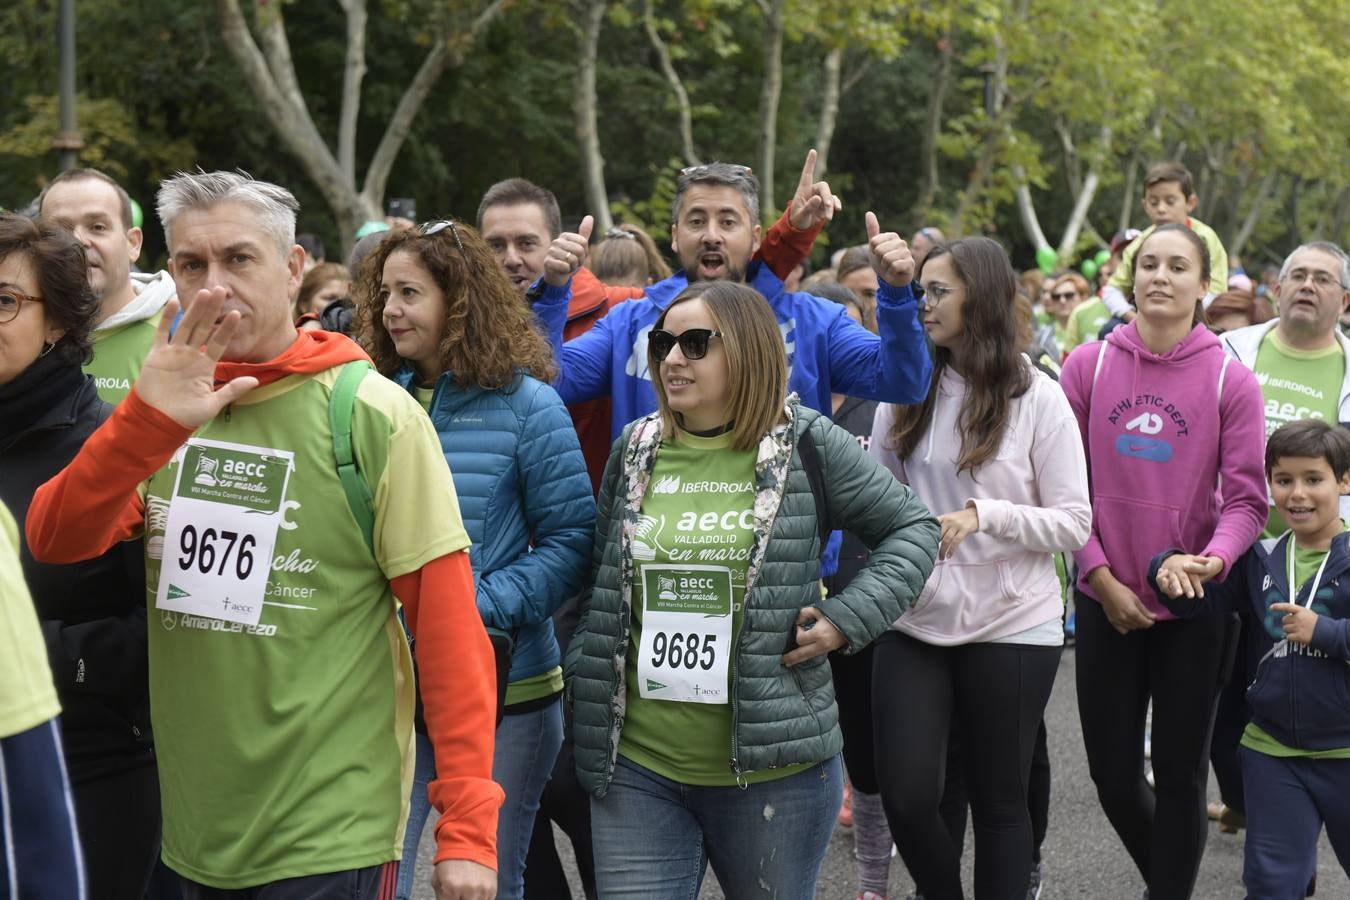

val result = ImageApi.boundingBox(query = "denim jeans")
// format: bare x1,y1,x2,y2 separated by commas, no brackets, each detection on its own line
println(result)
395,697,564,900
590,754,843,899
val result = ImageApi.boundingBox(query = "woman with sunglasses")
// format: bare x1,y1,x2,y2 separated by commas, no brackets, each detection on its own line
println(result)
1043,272,1090,360
354,219,595,900
0,214,158,899
870,237,1092,900
567,279,938,899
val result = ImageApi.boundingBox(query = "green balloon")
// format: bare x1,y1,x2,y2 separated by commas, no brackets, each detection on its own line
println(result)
1095,248,1110,267
1035,246,1057,273
128,198,143,230
1080,259,1099,280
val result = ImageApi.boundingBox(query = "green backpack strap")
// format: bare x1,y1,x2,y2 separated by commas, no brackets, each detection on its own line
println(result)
329,360,375,553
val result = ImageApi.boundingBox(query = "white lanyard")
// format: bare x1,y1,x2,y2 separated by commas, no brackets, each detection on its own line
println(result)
1286,534,1331,608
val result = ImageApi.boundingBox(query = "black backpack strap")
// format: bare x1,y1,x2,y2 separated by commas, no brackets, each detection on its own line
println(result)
796,427,829,558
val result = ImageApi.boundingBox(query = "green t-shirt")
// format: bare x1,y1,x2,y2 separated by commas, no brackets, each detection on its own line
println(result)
618,430,804,786
140,367,470,888
1062,298,1112,357
0,505,60,739
86,311,163,404
1253,331,1344,536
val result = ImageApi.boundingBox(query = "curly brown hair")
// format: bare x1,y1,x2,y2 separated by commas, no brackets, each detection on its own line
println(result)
0,214,99,365
352,220,557,388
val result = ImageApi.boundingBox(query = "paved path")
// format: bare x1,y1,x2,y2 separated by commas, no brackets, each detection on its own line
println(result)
411,645,1349,898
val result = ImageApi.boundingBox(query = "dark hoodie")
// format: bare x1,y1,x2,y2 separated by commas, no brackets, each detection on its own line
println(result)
1151,532,1350,751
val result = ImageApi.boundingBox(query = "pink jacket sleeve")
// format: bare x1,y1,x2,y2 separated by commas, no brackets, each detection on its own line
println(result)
867,402,907,483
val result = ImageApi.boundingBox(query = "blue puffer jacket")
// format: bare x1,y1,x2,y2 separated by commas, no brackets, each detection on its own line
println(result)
1152,532,1350,752
396,366,596,683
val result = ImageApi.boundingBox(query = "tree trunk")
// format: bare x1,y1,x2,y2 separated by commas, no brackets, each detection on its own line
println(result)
215,0,507,255
1015,182,1051,253
1056,126,1111,257
911,31,952,221
336,0,367,186
574,0,611,231
643,0,697,167
1117,154,1138,233
755,0,785,218
1330,186,1350,245
1228,169,1277,259
812,47,842,178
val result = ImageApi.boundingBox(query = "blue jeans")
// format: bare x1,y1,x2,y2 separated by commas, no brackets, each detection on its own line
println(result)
590,754,843,899
395,698,564,900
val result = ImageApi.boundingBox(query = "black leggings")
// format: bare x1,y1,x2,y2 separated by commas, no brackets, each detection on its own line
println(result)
939,721,1051,865
873,632,1061,900
829,642,878,794
1075,593,1238,900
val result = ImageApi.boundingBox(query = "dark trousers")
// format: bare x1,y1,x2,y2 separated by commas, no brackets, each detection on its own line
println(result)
936,720,1051,865
1075,594,1237,900
180,861,397,900
73,762,161,900
873,631,1061,900
1239,747,1350,899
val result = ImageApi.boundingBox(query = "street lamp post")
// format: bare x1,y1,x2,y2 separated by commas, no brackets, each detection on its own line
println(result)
53,0,83,171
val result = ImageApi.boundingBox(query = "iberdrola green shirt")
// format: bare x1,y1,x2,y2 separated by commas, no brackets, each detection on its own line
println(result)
86,311,163,405
618,429,806,786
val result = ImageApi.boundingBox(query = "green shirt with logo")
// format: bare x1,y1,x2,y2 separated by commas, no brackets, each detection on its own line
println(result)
1062,298,1112,358
618,430,804,786
141,367,469,888
1253,331,1344,536
86,312,162,405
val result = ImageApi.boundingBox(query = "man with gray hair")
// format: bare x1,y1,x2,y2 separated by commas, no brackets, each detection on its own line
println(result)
1221,240,1350,507
534,161,931,436
39,168,177,404
27,171,501,900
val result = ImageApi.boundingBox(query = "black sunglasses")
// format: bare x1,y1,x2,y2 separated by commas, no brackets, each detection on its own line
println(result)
649,328,723,362
417,219,465,253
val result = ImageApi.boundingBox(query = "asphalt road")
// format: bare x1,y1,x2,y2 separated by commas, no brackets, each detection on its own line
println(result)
409,645,1349,899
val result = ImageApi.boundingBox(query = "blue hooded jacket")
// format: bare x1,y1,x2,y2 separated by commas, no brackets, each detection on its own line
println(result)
532,261,931,439
396,366,596,683
1151,532,1350,752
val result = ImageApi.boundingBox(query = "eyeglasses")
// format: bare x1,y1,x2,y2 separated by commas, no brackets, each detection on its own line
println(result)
679,163,753,178
916,283,956,310
1283,268,1345,290
418,219,466,254
1050,290,1080,301
649,328,723,362
0,288,42,325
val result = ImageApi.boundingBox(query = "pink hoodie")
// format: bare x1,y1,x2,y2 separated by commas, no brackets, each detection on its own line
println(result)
871,363,1091,645
1060,322,1267,618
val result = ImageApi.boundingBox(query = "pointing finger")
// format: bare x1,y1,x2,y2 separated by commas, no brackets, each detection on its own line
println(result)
798,148,818,191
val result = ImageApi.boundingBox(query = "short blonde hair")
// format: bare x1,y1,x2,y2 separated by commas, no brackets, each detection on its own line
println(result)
650,281,787,451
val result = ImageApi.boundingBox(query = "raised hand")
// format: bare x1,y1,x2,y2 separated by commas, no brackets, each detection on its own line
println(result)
865,212,915,288
543,215,595,288
133,289,259,429
787,149,841,231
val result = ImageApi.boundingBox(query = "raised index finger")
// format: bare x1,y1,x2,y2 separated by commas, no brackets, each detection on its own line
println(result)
797,148,818,191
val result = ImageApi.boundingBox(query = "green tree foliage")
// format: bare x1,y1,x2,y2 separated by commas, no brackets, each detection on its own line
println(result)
1,0,1345,272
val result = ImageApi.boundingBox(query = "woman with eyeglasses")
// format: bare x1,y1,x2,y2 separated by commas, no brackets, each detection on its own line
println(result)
1043,272,1090,360
353,219,596,900
0,214,158,899
567,279,938,899
870,237,1092,900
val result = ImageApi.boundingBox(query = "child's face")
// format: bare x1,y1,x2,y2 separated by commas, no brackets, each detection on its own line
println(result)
1142,180,1198,227
1270,455,1349,538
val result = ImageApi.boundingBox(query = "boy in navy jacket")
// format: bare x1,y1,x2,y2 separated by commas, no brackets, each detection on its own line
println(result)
1150,418,1350,899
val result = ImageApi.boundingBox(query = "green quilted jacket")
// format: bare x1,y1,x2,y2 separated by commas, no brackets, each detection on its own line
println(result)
566,397,939,796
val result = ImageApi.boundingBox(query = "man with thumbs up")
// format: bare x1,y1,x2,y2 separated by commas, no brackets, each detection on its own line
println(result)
532,157,931,437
